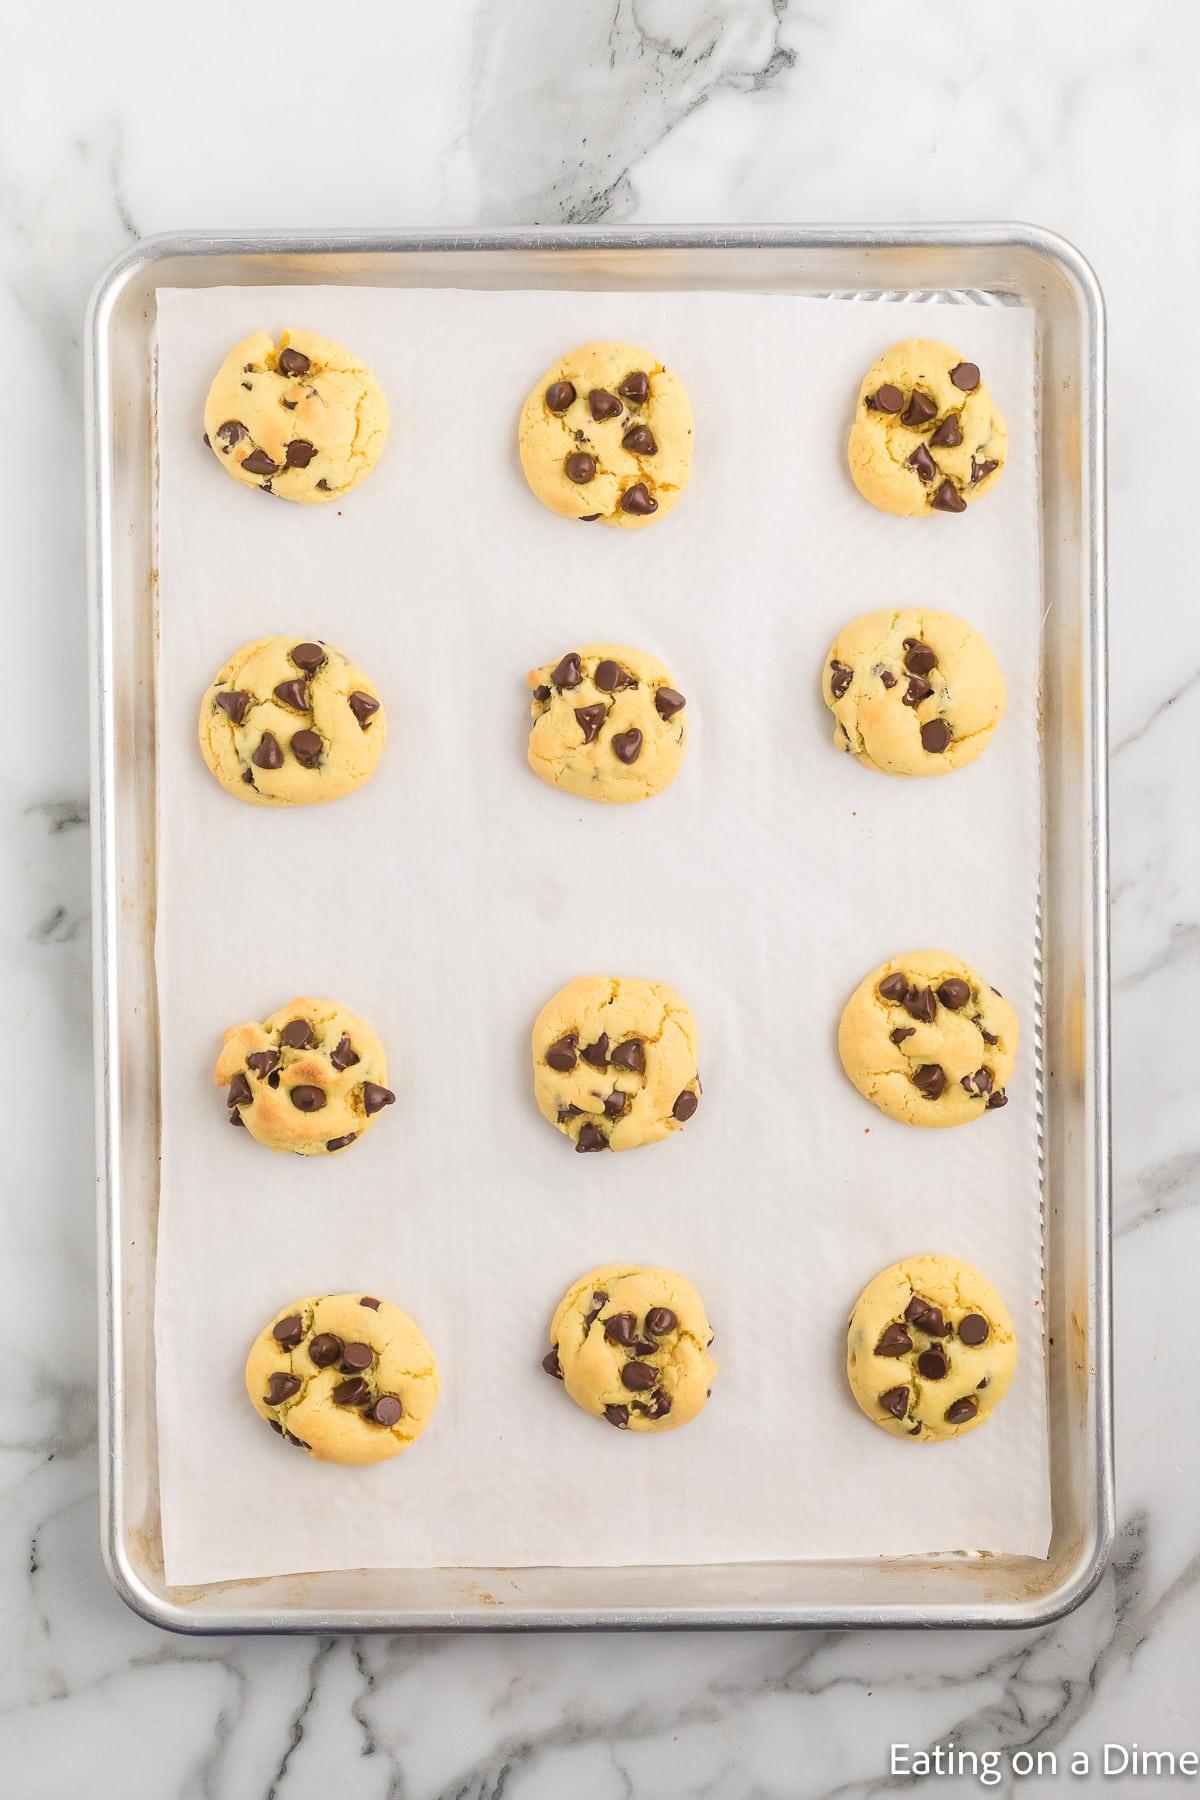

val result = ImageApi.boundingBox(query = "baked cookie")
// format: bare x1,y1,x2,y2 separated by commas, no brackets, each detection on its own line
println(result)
543,1264,717,1432
838,952,1017,1128
198,636,385,806
216,996,395,1155
822,608,1005,777
246,1292,439,1464
203,329,388,503
518,342,693,528
527,643,688,803
847,339,1007,517
532,976,701,1153
846,1255,1017,1441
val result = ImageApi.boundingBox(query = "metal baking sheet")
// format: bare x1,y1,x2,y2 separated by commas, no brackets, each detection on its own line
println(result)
87,225,1110,1632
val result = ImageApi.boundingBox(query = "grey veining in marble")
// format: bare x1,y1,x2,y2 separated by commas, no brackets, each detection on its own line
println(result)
1,0,1196,1793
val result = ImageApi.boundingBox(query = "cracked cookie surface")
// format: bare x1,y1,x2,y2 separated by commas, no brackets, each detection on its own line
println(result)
847,338,1007,517
822,608,1005,777
246,1292,439,1464
518,341,693,528
203,328,389,503
544,1264,717,1433
527,643,687,803
532,976,701,1153
198,635,385,806
838,951,1017,1128
846,1255,1017,1441
215,996,395,1155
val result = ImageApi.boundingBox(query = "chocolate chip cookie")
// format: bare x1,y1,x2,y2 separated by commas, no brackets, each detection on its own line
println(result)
198,636,385,806
527,643,688,803
846,1255,1017,1441
847,339,1007,517
543,1264,717,1433
203,329,389,503
215,997,396,1155
246,1292,440,1464
822,608,1005,777
838,952,1018,1128
532,976,701,1153
518,342,693,528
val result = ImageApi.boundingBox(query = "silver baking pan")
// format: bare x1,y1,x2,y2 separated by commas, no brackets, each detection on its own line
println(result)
86,225,1110,1632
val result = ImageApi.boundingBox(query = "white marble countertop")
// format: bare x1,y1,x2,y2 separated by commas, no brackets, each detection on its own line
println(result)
3,0,1195,1792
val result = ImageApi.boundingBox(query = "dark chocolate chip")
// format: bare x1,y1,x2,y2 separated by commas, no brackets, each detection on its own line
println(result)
903,676,933,707
332,1376,370,1407
285,439,316,468
588,387,622,421
618,371,650,402
641,1390,672,1420
904,987,937,1024
609,1039,645,1073
579,513,601,522
829,661,853,699
360,1297,381,1309
655,687,686,720
958,1313,990,1346
252,731,283,770
673,1089,699,1122
872,383,903,413
977,1377,989,1390
880,669,897,688
290,1084,327,1112
363,1083,395,1115
931,480,967,513
930,413,963,449
281,399,296,410
620,1360,658,1392
216,419,248,446
227,1071,252,1109
330,1034,359,1071
595,659,634,692
557,1106,582,1123
581,1034,610,1068
325,1134,357,1152
920,718,953,754
546,1036,578,1072
542,1347,563,1378
937,979,971,1010
645,1307,678,1336
950,361,980,392
532,685,551,704
290,729,323,768
619,483,657,515
903,638,938,676
551,652,582,690
961,1066,993,1097
971,457,999,486
241,448,279,477
215,689,252,724
575,703,606,743
946,1397,979,1424
901,390,937,428
890,1027,915,1046
633,1340,658,1355
879,1385,910,1419
604,1313,638,1346
874,1322,912,1357
272,1314,304,1346
565,452,597,484
917,1347,948,1380
910,1063,946,1099
284,1432,310,1448
273,678,308,710
907,443,937,482
612,728,643,764
368,1394,403,1427
348,691,380,729
269,1417,283,1433
308,1334,342,1367
278,347,311,376
604,1404,630,1428
280,1018,313,1048
622,424,657,455
986,1090,1009,1110
981,1028,999,1046
265,1372,301,1405
878,973,910,1003
603,1090,627,1118
584,1292,609,1330
576,1123,608,1153
247,1049,280,1078
316,479,331,491
545,380,576,412
340,1342,373,1370
904,1296,948,1337
290,642,326,673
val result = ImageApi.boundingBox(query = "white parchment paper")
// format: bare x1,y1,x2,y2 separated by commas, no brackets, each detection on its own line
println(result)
154,284,1049,1585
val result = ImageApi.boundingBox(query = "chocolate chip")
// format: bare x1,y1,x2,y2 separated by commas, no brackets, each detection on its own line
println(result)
880,669,897,688
581,1034,609,1068
360,1297,381,1309
341,1342,373,1370
576,1123,608,1153
930,413,963,449
874,1323,912,1357
281,400,296,411
575,703,606,743
619,483,657,515
588,388,622,421
348,691,380,729
910,1063,946,1099
290,729,322,768
227,1072,252,1109
308,1334,342,1367
216,419,248,446
278,347,311,376
622,425,657,455
252,732,283,770
269,1418,283,1433
986,1090,1008,1110
904,987,937,1024
640,1391,672,1420
363,1083,395,1115
981,1028,999,1046
618,371,650,402
904,1296,948,1337
325,1134,357,1152
917,1347,948,1380
950,361,980,392
272,1314,304,1346
290,642,326,673
579,513,600,522
316,479,330,491
903,638,938,676
542,1347,563,1378
557,1106,582,1124
532,685,551,704
609,1039,645,1073
551,652,582,690
958,1314,990,1346
901,390,937,428
903,676,932,707
368,1394,403,1427
971,457,999,486
878,973,910,1003
655,688,686,720
595,659,634,692
546,1036,578,1072
285,439,316,468
961,1066,993,1097
273,678,308,710
611,728,643,764
829,660,853,699
937,979,970,1009
545,380,576,412
931,480,967,513
565,452,597,484
290,1085,326,1112
268,1072,280,1088
241,449,279,477
265,1372,301,1405
879,1385,910,1419
603,1091,627,1118
332,1377,370,1407
329,1034,359,1072
645,1307,677,1336
285,1432,310,1449
242,382,253,391
604,1404,630,1428
890,1027,915,1046
920,718,953,754
946,1397,978,1424
247,1049,279,1078
215,689,251,724
621,1360,657,1392
872,384,904,413
673,1089,699,1121
633,1340,658,1356
977,1378,989,1390
280,1018,313,1048
584,1292,609,1330
604,1313,638,1346
907,444,937,482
